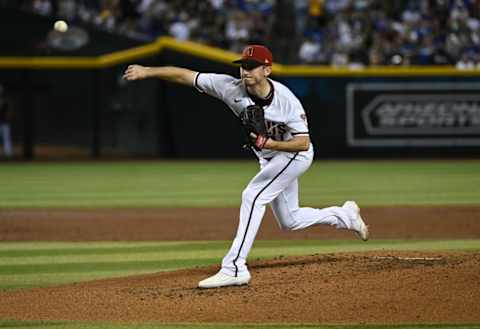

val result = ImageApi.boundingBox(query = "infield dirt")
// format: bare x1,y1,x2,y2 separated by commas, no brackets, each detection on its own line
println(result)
1,206,480,241
0,206,479,324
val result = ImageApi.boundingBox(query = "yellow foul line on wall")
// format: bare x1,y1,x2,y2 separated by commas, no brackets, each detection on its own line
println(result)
1,36,480,76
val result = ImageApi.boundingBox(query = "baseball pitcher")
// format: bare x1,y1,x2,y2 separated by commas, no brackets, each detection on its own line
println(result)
123,45,369,289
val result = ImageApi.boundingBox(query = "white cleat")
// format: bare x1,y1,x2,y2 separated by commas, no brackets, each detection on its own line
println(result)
198,271,251,289
343,201,369,241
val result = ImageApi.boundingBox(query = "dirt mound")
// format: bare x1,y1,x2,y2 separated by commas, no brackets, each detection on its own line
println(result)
1,251,479,324
1,206,479,324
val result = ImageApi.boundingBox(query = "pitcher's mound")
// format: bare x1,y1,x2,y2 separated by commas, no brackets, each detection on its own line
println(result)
1,251,479,324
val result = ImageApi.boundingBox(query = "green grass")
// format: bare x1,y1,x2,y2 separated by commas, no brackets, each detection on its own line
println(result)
0,160,479,208
0,320,479,329
1,240,479,290
1,160,479,328
1,240,479,328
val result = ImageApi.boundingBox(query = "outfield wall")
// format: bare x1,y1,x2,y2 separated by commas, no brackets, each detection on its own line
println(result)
1,36,480,159
161,49,480,158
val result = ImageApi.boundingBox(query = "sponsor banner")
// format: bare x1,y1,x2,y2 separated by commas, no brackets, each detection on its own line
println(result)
347,83,480,146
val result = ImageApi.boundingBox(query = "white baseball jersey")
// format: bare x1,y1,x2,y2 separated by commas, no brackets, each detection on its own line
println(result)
193,72,361,279
194,73,312,159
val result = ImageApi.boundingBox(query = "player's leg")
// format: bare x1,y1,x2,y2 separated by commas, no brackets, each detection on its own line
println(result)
222,154,309,276
270,177,369,240
270,179,353,230
198,153,306,288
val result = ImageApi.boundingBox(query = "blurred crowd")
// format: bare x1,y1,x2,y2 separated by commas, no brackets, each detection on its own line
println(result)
18,0,275,53
14,0,480,67
297,0,480,68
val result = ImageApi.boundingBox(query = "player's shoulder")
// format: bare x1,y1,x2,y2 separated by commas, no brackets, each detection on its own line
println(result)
271,79,304,111
271,79,301,102
196,73,242,97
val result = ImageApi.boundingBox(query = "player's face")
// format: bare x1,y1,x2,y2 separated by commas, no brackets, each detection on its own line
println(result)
240,65,271,86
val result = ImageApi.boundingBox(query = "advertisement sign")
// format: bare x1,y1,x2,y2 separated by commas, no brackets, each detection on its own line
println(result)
347,83,480,146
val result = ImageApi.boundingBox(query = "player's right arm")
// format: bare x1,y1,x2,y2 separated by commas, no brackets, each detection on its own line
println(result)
123,65,197,86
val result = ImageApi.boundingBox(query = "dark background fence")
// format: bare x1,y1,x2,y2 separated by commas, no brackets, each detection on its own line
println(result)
3,54,480,159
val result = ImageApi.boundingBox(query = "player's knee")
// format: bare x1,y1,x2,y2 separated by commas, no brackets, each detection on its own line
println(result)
242,186,274,206
241,187,268,205
281,220,299,231
276,214,298,231
278,221,292,231
241,188,255,204
278,210,305,231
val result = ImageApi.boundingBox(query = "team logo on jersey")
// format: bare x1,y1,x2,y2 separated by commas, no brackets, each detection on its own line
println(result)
266,120,287,140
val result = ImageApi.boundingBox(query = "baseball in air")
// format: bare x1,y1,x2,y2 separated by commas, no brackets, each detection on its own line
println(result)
53,20,68,33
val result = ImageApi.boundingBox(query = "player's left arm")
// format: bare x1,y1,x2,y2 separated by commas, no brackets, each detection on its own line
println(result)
263,99,310,152
263,135,310,152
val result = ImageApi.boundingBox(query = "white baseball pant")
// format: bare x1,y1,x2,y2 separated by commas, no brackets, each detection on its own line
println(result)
220,149,359,277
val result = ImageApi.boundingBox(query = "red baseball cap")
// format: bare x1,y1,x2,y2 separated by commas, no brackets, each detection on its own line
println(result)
233,45,273,70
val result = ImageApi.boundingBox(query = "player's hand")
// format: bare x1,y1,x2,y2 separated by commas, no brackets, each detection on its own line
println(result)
123,65,149,81
249,132,271,150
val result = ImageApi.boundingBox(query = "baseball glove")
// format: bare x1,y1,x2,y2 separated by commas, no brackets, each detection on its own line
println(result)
239,104,270,150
